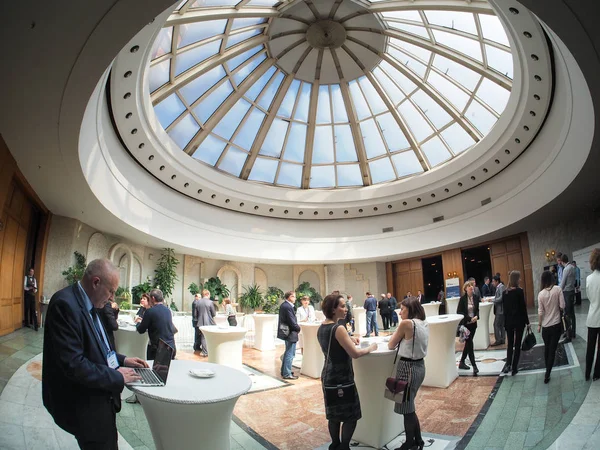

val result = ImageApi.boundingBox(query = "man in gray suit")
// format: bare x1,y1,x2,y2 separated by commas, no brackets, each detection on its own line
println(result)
491,275,506,346
194,289,216,356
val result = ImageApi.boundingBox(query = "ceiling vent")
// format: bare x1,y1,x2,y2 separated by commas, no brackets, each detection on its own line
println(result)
382,227,394,233
481,197,492,206
433,216,444,223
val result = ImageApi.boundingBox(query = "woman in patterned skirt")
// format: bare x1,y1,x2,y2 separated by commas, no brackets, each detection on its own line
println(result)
317,294,377,450
388,297,429,450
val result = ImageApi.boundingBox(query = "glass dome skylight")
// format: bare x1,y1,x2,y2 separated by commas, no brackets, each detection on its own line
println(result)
148,0,513,189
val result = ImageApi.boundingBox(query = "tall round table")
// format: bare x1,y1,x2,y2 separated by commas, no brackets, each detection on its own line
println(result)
474,302,494,350
446,297,460,315
483,296,496,333
214,314,229,327
252,313,278,351
299,322,323,378
353,307,367,336
315,310,325,322
131,361,251,450
353,337,404,448
199,325,247,370
422,302,441,318
115,325,148,360
423,314,463,388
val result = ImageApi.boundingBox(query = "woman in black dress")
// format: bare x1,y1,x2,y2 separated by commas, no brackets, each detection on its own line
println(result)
503,270,529,376
318,294,377,450
457,281,480,375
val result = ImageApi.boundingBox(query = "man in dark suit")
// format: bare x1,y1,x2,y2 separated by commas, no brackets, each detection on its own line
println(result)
42,259,147,449
277,291,300,380
193,289,217,356
135,288,177,360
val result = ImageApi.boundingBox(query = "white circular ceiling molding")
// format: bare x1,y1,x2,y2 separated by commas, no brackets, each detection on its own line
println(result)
109,0,552,220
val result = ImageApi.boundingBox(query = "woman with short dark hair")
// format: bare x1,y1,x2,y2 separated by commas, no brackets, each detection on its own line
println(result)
503,270,529,376
318,294,376,450
538,270,565,383
585,249,600,381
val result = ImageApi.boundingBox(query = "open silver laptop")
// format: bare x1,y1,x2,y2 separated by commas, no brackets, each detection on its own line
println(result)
127,339,174,387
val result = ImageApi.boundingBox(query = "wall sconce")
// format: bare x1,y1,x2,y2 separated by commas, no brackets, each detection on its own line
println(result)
453,271,458,277
545,249,556,263
447,272,451,277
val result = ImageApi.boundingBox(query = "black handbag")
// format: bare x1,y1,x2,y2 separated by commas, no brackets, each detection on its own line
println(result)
384,320,415,403
277,323,290,339
323,325,356,407
521,324,537,351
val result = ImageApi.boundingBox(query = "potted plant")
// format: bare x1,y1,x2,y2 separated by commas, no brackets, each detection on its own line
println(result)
202,277,230,303
153,248,179,302
295,281,322,308
188,282,201,296
263,286,283,314
131,279,153,305
62,251,87,286
239,284,264,312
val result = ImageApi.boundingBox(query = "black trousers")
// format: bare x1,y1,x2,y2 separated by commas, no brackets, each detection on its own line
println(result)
461,325,477,365
564,290,576,338
381,312,392,329
24,293,37,329
586,327,600,379
506,325,525,370
542,323,562,379
76,414,118,450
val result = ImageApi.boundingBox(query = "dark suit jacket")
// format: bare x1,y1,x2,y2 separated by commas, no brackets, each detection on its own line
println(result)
378,298,391,314
42,284,126,441
502,288,529,329
98,302,119,350
278,301,300,342
136,303,176,350
457,294,481,329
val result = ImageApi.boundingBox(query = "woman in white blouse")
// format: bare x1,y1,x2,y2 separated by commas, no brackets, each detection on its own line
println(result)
296,296,316,353
537,270,565,384
585,249,600,381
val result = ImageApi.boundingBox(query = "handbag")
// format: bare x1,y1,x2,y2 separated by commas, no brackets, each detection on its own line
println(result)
323,325,356,407
278,323,290,339
384,320,415,403
521,324,537,351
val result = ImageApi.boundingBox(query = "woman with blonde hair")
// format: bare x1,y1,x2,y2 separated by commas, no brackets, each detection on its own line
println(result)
503,270,529,376
457,281,480,375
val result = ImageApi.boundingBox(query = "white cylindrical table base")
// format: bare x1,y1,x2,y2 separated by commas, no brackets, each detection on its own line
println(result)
353,307,367,336
422,302,441,319
315,310,325,322
423,314,463,388
199,325,247,370
353,338,404,448
483,296,496,333
446,297,460,315
115,326,148,360
474,302,494,350
299,323,323,378
132,361,251,450
252,314,278,351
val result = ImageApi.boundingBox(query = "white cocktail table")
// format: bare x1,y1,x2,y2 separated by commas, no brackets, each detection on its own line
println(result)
315,310,325,322
483,296,496,333
115,325,148,360
446,297,460,315
252,313,278,351
422,302,441,318
131,360,251,450
474,302,494,350
214,314,229,327
353,337,404,448
353,307,367,336
199,325,247,370
423,314,463,388
299,322,324,378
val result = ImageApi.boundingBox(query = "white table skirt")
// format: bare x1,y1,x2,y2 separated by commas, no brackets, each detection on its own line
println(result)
131,360,251,450
353,307,367,336
115,326,148,360
252,314,278,351
483,296,496,332
299,323,324,378
423,314,463,388
199,325,247,370
474,302,494,350
422,302,441,319
446,297,460,315
214,314,229,327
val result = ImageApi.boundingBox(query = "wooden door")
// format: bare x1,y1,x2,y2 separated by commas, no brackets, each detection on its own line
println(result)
491,237,529,306
394,258,424,298
0,215,18,335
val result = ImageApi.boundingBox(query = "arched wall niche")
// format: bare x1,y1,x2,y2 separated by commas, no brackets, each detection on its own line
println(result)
109,242,133,292
118,253,142,287
254,267,268,293
87,232,109,262
217,264,242,301
293,265,326,296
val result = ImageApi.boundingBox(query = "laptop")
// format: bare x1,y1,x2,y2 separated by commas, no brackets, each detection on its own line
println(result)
127,339,174,387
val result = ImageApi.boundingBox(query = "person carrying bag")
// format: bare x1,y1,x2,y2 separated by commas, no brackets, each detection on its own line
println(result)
385,320,415,403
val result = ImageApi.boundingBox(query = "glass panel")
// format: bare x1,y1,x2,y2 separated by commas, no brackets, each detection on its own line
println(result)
388,47,427,78
425,11,477,35
283,123,307,162
312,126,334,164
389,39,431,62
260,119,288,157
277,162,302,187
191,134,225,165
369,158,396,184
248,157,278,183
373,67,405,105
175,39,221,76
232,53,266,86
232,18,267,30
349,80,370,120
387,22,430,40
432,30,482,62
380,61,416,94
193,80,233,123
330,84,348,122
257,71,284,110
168,114,200,149
294,82,311,122
391,151,424,177
310,165,335,188
360,119,387,159
411,90,452,129
227,45,262,71
277,79,300,119
441,122,475,154
179,65,226,104
397,101,433,142
478,14,510,47
151,27,173,60
213,99,251,140
226,29,262,48
421,136,451,166
149,60,170,93
233,108,265,150
476,78,510,114
485,44,513,79
426,72,470,111
192,0,239,7
218,147,247,176
154,93,185,129
337,164,363,187
382,10,423,23
334,125,357,162
316,85,332,124
178,20,226,48
465,100,498,134
244,66,276,101
376,113,410,151
432,55,480,91
359,78,387,115
247,0,278,6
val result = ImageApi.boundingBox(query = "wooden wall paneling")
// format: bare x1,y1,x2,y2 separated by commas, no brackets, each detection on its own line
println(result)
386,262,393,294
492,255,509,282
409,259,422,271
520,233,534,307
442,248,464,289
410,269,423,293
0,217,19,335
12,225,27,329
8,184,24,219
506,238,521,253
397,272,411,298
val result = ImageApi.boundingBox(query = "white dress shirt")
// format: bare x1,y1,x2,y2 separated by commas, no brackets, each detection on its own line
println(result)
586,270,600,328
296,304,316,322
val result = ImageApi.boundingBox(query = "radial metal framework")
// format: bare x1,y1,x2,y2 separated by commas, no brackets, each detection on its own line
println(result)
148,0,513,189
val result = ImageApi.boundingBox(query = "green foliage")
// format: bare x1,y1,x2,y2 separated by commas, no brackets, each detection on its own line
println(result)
119,301,131,311
202,277,230,304
263,286,283,314
169,301,179,312
153,248,179,300
115,286,127,298
62,251,87,286
239,284,264,311
131,280,153,304
188,282,201,296
295,281,322,307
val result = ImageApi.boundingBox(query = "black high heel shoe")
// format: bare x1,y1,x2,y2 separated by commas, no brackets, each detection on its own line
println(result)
414,439,425,450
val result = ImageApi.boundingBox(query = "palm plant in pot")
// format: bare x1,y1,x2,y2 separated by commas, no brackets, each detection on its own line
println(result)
202,277,230,303
239,284,264,312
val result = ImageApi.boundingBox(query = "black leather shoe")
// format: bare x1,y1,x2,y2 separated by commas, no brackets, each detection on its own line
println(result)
593,376,600,382
544,377,550,384
502,364,511,374
459,362,470,370
283,374,299,380
473,365,479,375
512,369,519,376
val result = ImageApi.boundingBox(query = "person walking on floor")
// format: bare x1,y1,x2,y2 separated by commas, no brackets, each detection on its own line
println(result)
457,281,480,375
502,270,529,376
24,267,38,331
585,249,600,381
191,293,201,351
278,291,301,380
193,289,216,356
388,293,398,327
491,275,506,346
560,254,577,342
537,270,565,383
363,292,379,337
379,294,392,330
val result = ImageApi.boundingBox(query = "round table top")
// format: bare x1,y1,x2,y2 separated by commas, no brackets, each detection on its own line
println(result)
357,336,396,356
479,301,494,308
199,325,247,334
425,301,442,305
426,314,463,325
353,306,365,311
482,296,495,302
131,360,252,404
252,313,278,319
117,324,138,332
299,321,322,328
